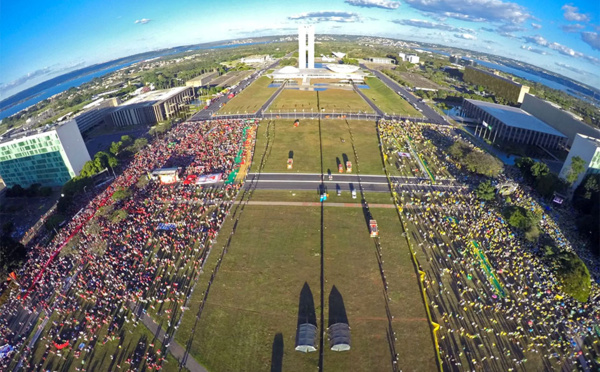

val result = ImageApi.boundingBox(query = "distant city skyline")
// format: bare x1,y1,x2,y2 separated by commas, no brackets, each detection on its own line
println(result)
1,0,599,100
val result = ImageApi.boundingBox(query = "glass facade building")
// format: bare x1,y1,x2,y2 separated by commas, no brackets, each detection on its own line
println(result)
0,120,90,187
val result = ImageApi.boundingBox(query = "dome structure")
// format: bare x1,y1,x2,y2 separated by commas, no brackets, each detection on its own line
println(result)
325,64,360,73
277,66,301,74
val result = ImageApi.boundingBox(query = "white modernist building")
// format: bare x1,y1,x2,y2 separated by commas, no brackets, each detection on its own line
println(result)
559,133,600,189
271,26,366,82
240,55,272,64
398,53,406,61
298,25,315,69
407,55,420,64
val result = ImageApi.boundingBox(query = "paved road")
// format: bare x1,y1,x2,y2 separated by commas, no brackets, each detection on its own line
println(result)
351,82,385,117
245,172,464,193
189,57,285,121
360,64,450,126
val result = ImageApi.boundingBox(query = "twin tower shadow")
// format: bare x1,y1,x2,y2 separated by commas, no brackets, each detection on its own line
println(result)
271,282,348,372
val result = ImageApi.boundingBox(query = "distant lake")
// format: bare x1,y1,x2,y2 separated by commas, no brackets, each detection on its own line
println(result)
419,48,580,96
0,62,138,120
0,41,268,121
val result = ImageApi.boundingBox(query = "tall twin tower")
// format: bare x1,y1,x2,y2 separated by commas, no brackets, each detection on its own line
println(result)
298,25,315,69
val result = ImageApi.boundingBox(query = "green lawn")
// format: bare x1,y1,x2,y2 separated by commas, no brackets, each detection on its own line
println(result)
251,119,322,173
250,120,385,175
176,206,322,372
175,203,436,372
268,89,373,113
319,90,373,113
248,190,394,205
322,207,437,371
218,76,276,114
267,89,318,112
362,77,420,116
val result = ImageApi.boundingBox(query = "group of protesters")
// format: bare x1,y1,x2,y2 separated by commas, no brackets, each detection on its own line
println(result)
381,120,599,371
0,119,256,370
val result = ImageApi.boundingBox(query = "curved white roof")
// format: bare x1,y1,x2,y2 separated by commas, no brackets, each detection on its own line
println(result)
325,64,360,73
277,66,300,74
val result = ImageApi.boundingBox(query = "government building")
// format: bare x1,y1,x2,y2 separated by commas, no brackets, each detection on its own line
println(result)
463,66,530,104
0,120,91,187
107,86,195,127
462,99,567,150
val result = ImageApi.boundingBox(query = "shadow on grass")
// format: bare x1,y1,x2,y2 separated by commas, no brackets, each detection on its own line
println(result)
270,333,284,372
297,282,317,327
328,285,348,327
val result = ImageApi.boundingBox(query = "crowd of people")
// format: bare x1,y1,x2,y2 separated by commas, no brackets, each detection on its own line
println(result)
379,120,456,181
380,120,600,371
0,119,257,370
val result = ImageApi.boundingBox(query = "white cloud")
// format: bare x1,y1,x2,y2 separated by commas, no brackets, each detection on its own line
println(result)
403,0,531,24
520,45,548,55
454,33,477,40
561,4,590,22
531,23,542,29
581,32,600,51
345,0,400,9
0,67,53,92
391,19,473,33
522,34,549,46
522,34,600,65
288,11,361,23
134,18,152,24
561,24,585,33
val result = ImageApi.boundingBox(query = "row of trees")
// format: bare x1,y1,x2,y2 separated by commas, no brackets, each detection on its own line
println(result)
341,56,359,66
514,157,571,199
6,183,52,198
502,205,541,241
448,139,504,177
0,223,27,281
381,69,412,87
279,58,297,67
543,242,591,303
57,135,148,216
572,173,600,254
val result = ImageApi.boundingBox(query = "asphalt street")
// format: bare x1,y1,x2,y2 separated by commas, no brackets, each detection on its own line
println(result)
244,172,465,193
189,57,285,121
360,64,450,126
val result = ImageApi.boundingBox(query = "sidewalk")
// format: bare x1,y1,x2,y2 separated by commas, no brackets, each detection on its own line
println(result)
130,303,208,372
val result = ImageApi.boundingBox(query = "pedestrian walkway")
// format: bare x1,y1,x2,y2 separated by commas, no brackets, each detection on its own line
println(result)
131,303,208,372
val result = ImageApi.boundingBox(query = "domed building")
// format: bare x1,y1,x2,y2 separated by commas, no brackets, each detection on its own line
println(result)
270,26,366,84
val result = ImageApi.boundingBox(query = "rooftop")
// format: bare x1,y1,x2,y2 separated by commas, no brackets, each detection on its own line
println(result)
576,133,600,147
120,86,189,108
186,71,217,83
465,99,567,137
0,120,75,146
466,66,526,88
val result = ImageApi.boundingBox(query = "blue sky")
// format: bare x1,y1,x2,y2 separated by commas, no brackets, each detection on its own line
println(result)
1,0,599,99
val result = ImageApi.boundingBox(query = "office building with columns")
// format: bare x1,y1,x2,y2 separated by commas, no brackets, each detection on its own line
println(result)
298,25,315,69
462,99,567,150
107,86,195,127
